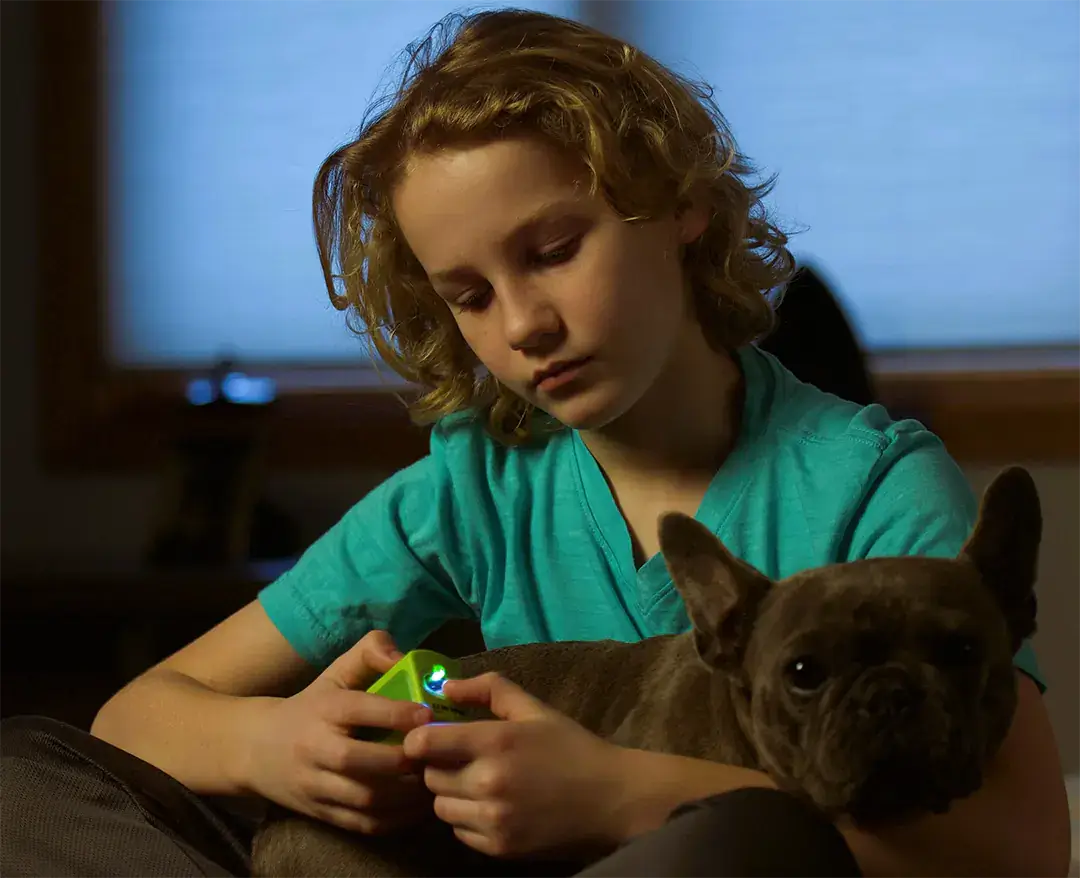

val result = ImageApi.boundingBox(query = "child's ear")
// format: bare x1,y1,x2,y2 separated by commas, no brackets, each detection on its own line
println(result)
674,196,709,247
959,466,1042,650
658,512,773,669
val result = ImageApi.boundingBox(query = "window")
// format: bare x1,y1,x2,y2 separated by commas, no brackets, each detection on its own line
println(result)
605,0,1079,350
35,1,1078,471
108,0,581,372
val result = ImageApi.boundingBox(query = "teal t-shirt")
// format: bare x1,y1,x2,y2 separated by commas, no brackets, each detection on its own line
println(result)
258,345,1044,688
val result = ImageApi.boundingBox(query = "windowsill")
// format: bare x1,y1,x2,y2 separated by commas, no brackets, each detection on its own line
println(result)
870,345,1078,464
870,344,1079,375
38,345,1078,473
137,342,1080,397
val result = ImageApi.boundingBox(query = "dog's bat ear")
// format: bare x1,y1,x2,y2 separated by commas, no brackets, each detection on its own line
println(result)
659,512,773,670
960,466,1042,649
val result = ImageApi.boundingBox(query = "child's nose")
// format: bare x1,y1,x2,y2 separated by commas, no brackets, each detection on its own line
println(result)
503,290,563,352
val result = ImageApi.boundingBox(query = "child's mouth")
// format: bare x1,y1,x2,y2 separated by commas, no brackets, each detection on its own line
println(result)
532,357,593,393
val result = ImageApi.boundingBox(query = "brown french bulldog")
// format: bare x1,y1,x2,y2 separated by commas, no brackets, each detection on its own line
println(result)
252,466,1041,877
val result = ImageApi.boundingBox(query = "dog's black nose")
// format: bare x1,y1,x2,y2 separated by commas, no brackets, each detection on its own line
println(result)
889,686,922,712
869,682,925,716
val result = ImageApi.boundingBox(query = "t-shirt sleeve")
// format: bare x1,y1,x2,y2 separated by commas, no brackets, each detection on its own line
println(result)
257,430,476,669
844,416,1046,692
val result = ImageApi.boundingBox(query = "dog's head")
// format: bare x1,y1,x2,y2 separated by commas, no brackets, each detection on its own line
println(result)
659,466,1041,825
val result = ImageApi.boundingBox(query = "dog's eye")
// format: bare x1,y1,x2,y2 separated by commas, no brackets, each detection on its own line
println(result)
934,633,981,667
784,656,828,693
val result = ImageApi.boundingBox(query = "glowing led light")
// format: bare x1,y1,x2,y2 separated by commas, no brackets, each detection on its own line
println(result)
423,665,448,696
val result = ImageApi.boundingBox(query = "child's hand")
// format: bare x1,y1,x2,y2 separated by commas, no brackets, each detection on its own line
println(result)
246,631,435,835
403,673,628,859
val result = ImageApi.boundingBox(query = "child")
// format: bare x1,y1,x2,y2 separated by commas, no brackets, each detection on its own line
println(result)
2,8,1070,877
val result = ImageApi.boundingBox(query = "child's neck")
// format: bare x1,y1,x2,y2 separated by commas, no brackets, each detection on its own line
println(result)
578,333,744,565
581,337,744,483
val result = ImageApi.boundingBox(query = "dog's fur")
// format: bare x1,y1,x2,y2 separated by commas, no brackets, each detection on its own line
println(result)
252,466,1041,877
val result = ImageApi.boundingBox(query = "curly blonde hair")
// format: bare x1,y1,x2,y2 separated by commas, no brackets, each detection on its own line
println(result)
314,6,795,443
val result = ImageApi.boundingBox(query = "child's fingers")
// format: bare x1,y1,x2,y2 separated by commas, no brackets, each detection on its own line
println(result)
363,629,406,667
440,673,499,707
452,825,502,857
442,673,549,722
319,630,404,690
325,688,432,734
314,769,432,813
432,793,488,833
312,735,414,777
316,801,425,837
422,764,468,799
403,718,508,764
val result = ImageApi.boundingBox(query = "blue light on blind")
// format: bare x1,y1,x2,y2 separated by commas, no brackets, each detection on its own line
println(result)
107,0,581,368
109,0,1078,368
616,0,1079,350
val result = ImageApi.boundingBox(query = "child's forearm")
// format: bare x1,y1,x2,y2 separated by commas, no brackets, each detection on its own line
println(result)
609,735,1069,878
606,747,776,844
91,668,277,796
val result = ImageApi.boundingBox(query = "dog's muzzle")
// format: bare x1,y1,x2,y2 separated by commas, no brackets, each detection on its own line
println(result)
846,664,939,721
825,664,955,779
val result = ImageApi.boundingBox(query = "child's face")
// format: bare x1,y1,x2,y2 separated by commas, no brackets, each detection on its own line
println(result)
393,135,708,430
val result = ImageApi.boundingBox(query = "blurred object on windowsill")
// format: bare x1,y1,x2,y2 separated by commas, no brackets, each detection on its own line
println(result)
145,359,302,568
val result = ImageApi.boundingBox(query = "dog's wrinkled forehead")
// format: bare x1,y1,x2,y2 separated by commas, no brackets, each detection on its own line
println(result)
748,556,1001,663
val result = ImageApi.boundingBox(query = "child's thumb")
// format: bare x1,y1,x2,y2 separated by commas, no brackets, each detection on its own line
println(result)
443,673,549,722
319,630,404,691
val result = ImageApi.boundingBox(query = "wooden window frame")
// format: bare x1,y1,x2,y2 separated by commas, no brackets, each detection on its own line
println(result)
35,3,1078,474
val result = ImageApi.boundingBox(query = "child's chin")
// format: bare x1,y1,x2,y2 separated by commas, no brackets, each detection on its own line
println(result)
543,387,634,432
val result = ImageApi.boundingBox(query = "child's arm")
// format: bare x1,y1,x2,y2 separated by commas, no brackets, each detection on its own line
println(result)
92,605,434,834
91,425,477,830
615,674,1070,877
92,601,311,794
835,674,1071,877
410,673,1071,877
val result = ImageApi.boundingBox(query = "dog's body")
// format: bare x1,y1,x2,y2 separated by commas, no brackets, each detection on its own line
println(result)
252,467,1041,878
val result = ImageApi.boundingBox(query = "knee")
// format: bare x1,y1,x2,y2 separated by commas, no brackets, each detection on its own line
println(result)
667,787,862,877
673,785,829,825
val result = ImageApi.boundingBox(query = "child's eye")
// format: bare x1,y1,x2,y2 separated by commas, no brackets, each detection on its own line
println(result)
454,285,492,314
533,235,582,267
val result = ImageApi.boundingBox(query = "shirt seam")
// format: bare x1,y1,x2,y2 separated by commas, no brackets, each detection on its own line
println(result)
570,433,639,596
638,457,758,618
266,570,339,661
782,422,892,453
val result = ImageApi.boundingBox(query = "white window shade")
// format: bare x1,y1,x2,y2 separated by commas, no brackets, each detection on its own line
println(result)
610,0,1079,350
106,0,582,369
108,0,1078,369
